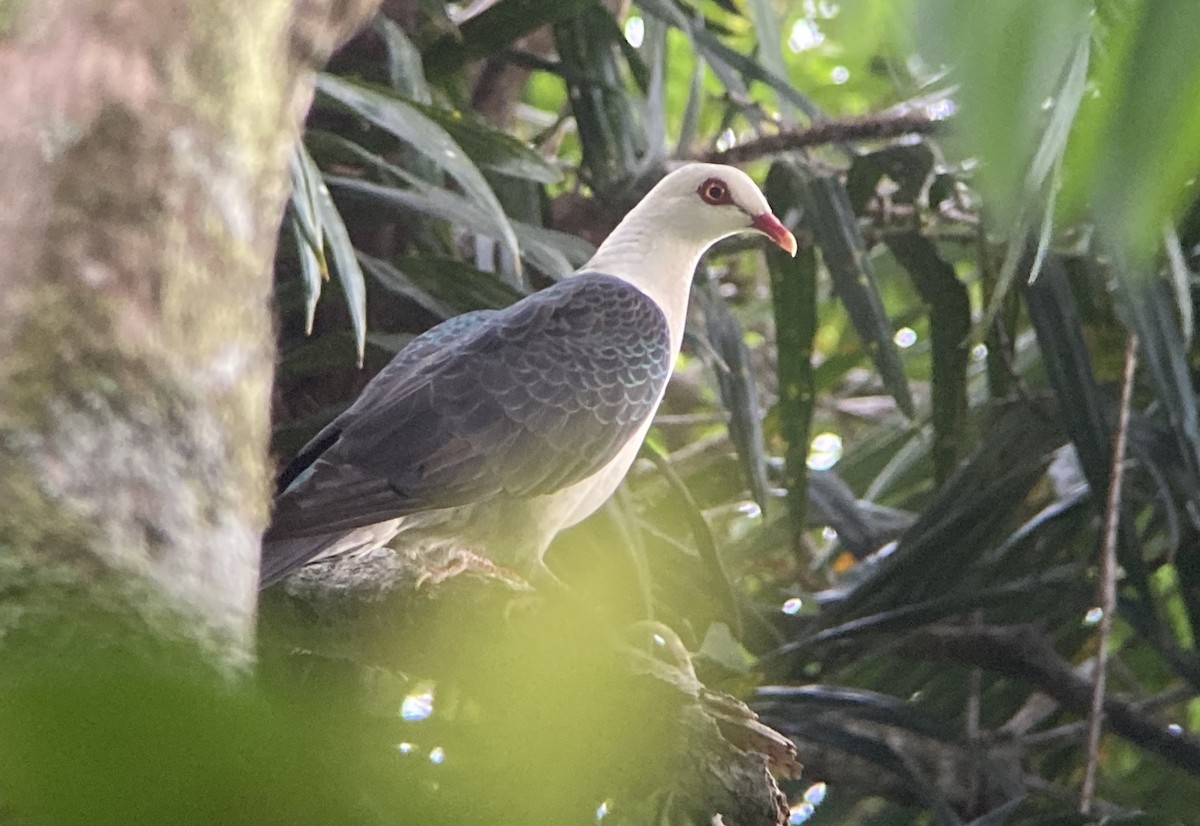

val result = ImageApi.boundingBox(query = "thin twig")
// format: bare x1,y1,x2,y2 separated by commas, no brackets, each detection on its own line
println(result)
905,624,1200,775
1080,332,1139,815
653,412,731,426
698,111,944,165
1025,775,1121,818
965,609,983,811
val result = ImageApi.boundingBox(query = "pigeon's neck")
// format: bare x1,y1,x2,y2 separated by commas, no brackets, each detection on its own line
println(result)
583,217,702,354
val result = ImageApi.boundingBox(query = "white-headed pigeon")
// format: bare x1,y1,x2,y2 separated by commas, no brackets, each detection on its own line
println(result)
261,162,796,588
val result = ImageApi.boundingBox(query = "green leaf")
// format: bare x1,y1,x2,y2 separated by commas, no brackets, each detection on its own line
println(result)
697,622,754,674
765,160,818,545
308,131,523,271
555,5,648,189
755,685,959,741
315,74,522,274
289,216,324,336
802,170,915,418
696,278,770,512
1164,224,1193,347
296,143,368,365
637,0,820,121
386,254,526,312
962,795,1027,826
328,172,560,278
978,31,1089,337
320,132,585,280
1082,3,1200,266
638,442,743,635
914,0,1092,228
807,470,915,557
743,0,795,125
860,427,932,504
513,221,596,275
639,13,668,165
374,15,430,103
407,99,562,184
1113,264,1200,488
358,253,458,319
830,405,1063,621
790,566,1085,648
674,42,705,157
287,146,327,335
423,0,598,78
886,233,969,482
287,145,324,253
1023,254,1112,493
767,719,957,820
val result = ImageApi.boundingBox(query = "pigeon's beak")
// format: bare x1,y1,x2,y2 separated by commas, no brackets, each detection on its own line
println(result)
752,212,798,257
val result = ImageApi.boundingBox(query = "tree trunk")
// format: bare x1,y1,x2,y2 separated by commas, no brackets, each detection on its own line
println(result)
0,0,379,667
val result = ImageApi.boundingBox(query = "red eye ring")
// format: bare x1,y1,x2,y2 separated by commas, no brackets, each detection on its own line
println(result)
698,177,733,205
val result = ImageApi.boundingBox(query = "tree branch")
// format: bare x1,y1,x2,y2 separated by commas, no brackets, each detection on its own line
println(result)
264,549,800,825
904,624,1200,775
0,0,379,665
1081,332,1138,814
697,111,944,166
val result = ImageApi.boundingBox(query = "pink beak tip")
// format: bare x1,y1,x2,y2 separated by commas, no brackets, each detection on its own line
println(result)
752,212,798,257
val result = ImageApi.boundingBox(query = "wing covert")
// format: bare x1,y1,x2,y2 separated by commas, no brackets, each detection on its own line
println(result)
268,274,671,539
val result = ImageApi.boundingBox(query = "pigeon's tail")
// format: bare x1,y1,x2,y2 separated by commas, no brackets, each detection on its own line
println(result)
259,519,405,589
258,531,349,589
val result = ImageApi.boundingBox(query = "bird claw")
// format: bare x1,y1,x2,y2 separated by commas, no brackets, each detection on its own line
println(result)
412,547,532,591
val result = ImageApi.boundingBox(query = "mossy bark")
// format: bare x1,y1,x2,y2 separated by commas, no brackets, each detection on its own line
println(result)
0,0,378,667
261,549,800,826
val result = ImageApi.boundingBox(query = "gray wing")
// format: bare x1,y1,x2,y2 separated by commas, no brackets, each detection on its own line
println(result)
274,309,498,495
266,273,671,543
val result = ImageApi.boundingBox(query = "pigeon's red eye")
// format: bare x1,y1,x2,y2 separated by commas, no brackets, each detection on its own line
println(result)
698,178,732,205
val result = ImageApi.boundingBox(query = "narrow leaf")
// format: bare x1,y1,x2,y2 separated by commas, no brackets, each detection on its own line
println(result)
697,279,770,512
638,0,820,121
914,0,1091,227
963,795,1027,826
1164,223,1194,347
977,30,1088,337
886,233,970,481
755,685,959,741
290,216,324,336
329,173,556,277
287,146,327,335
1113,263,1200,489
374,15,430,103
803,171,915,418
1085,3,1200,266
409,100,562,184
830,406,1062,620
357,253,458,320
807,470,915,558
297,144,367,365
765,160,818,546
423,0,597,78
514,221,596,275
744,0,795,125
315,74,522,272
1023,253,1111,491
555,5,648,188
387,254,525,312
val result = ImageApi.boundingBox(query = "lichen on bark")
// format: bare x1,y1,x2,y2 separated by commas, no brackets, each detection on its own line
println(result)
0,0,380,666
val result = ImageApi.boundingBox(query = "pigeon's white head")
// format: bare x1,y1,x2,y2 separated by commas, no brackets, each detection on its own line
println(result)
636,162,798,257
584,163,796,345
